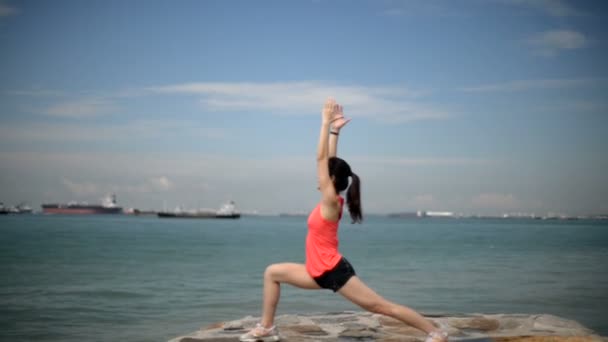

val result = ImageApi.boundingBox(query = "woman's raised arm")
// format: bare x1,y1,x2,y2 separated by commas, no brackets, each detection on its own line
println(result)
317,99,339,207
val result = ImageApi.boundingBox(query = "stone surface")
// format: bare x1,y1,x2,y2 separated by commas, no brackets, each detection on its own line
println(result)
222,322,244,331
178,338,235,342
168,312,604,342
338,323,382,339
449,317,501,331
495,337,602,342
202,322,224,331
378,315,427,337
282,324,329,336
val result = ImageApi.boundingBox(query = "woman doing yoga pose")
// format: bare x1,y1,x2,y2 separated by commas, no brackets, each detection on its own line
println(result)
240,98,449,342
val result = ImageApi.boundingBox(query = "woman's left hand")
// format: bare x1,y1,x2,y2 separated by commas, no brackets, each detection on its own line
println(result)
331,104,351,130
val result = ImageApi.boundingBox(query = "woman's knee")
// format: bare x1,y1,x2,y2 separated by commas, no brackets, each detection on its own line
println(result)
264,263,282,281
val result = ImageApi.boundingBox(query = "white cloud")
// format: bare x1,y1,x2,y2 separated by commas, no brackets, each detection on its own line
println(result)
61,176,174,199
0,120,225,142
0,1,19,17
148,81,447,123
527,30,588,56
9,89,66,97
44,98,117,118
499,0,583,17
62,179,99,196
460,77,602,92
351,156,495,166
149,176,173,191
379,2,468,18
11,82,447,123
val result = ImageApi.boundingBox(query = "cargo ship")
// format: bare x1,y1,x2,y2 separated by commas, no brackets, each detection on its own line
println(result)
158,201,240,219
42,194,123,215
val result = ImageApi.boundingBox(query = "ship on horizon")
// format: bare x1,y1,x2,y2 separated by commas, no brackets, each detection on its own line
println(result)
157,201,240,219
42,194,123,215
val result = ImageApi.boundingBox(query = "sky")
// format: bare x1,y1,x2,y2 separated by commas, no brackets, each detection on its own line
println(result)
0,0,607,216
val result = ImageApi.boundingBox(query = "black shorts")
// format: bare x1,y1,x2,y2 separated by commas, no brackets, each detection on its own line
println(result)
313,257,356,292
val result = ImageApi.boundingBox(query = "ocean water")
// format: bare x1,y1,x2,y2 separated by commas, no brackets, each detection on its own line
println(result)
1,214,607,341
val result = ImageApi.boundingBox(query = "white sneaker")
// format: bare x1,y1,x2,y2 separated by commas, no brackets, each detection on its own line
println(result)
239,323,280,342
425,330,449,342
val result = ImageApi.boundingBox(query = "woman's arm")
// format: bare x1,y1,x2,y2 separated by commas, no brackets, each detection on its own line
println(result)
317,99,339,210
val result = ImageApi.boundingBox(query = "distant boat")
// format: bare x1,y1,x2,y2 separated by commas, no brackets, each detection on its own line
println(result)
1,202,33,215
124,208,158,216
16,203,33,214
158,201,241,219
387,211,427,218
42,194,123,215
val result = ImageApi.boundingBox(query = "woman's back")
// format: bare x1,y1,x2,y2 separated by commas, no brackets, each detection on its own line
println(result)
305,197,344,277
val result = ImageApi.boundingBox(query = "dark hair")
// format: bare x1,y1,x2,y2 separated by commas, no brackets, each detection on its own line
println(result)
328,157,363,223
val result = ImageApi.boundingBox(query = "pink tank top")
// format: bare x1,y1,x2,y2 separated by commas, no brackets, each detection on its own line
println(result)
305,197,344,277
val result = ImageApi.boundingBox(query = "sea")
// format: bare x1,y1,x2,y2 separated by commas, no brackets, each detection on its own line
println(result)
1,214,607,341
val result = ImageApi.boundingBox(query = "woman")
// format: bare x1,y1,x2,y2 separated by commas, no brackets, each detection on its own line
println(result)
240,98,448,342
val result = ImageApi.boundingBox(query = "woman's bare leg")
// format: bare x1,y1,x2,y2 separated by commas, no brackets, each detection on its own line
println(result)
338,276,438,334
260,263,320,328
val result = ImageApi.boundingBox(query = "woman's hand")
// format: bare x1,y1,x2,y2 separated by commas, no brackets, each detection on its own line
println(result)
331,104,351,131
322,98,338,124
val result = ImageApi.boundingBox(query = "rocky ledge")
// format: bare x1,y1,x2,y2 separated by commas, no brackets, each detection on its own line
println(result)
169,311,606,342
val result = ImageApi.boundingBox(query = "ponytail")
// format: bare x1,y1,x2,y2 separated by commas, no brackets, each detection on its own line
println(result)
346,172,363,223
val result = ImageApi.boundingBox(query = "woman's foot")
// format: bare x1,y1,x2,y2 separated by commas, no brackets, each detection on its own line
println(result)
239,323,280,342
425,330,449,342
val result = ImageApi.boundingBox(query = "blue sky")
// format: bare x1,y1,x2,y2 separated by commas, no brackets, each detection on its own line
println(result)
1,0,607,215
